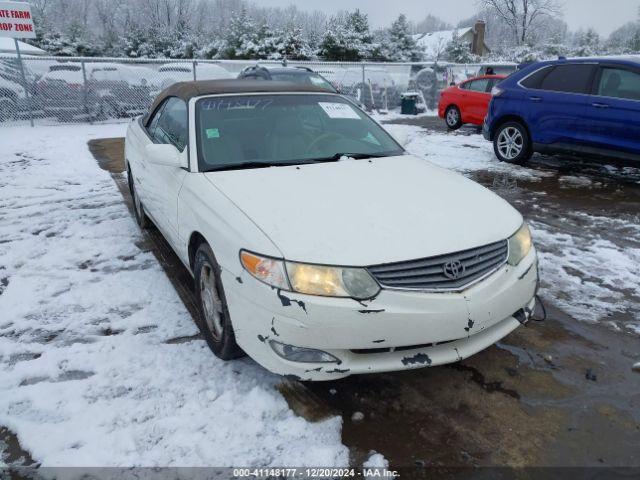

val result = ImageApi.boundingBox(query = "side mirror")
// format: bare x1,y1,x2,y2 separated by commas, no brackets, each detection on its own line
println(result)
145,143,184,168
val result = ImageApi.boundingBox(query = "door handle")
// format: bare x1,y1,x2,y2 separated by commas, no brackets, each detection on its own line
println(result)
592,102,609,109
529,96,542,102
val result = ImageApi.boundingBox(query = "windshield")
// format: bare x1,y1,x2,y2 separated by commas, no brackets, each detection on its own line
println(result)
196,94,402,171
270,72,337,92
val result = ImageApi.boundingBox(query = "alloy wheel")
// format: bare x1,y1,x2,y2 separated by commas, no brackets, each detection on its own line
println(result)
199,262,224,341
497,127,524,160
446,108,459,127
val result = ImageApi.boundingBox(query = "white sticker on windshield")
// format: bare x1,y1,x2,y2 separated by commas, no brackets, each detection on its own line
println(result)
318,102,360,119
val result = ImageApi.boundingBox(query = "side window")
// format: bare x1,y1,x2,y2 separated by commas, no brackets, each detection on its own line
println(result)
597,67,640,100
468,78,491,92
538,64,596,94
487,78,503,92
520,66,553,89
459,81,470,90
153,97,188,152
147,102,166,139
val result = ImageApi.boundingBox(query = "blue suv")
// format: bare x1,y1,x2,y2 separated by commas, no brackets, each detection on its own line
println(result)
483,57,640,164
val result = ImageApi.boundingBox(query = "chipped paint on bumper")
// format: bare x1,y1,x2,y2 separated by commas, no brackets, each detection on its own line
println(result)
223,248,538,381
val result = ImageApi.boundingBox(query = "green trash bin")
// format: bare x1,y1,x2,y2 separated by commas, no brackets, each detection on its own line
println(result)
401,94,417,115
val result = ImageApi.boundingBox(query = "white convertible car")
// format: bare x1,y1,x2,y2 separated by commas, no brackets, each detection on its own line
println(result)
125,80,541,381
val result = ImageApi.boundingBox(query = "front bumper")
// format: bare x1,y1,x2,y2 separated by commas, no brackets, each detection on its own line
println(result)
223,249,539,381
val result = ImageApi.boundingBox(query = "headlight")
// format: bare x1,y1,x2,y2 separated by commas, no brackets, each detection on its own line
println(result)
491,86,504,97
507,223,532,266
240,250,289,289
287,262,380,300
240,250,380,300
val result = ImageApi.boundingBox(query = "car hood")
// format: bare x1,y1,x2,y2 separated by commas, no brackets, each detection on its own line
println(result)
203,155,523,266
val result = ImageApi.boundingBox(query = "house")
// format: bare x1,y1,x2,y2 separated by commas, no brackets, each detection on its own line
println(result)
0,38,47,56
412,20,490,60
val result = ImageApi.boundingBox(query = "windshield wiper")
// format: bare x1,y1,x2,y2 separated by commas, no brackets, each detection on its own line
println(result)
305,152,394,162
202,160,321,172
201,153,396,172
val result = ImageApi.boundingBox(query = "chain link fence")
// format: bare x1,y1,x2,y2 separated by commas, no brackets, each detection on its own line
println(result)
0,55,512,127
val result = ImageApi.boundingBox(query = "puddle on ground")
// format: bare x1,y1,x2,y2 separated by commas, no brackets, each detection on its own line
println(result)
0,426,37,467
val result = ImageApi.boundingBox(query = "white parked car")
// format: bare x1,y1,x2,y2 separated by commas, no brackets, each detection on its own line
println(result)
125,80,540,381
0,76,25,121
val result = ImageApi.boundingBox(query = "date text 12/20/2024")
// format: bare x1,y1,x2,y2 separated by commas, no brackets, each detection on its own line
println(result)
233,468,399,478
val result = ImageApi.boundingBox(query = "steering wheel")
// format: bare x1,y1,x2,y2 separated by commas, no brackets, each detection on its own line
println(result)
306,132,345,154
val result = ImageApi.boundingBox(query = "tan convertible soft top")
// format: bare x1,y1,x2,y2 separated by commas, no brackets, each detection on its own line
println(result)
144,79,331,124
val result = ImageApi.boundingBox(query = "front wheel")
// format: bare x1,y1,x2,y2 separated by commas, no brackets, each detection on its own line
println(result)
445,105,462,130
493,122,532,164
127,166,150,229
194,243,244,360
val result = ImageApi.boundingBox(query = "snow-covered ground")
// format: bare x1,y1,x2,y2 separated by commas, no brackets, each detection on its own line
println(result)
1,120,638,467
0,124,347,466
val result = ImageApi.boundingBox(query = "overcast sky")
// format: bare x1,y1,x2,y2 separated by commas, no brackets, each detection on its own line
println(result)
257,0,638,37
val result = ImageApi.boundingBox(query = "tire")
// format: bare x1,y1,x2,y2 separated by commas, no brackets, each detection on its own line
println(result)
127,165,150,229
445,105,463,130
493,121,533,164
193,243,244,360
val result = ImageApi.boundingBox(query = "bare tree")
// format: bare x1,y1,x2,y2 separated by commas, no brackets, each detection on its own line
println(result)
478,0,563,44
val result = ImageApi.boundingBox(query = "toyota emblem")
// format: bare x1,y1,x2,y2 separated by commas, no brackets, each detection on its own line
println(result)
443,260,465,280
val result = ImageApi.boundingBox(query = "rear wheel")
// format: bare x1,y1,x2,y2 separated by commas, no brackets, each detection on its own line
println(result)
445,105,462,130
193,243,243,360
493,121,532,164
127,165,150,229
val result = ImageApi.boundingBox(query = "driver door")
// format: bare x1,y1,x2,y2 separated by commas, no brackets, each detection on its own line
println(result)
146,97,189,247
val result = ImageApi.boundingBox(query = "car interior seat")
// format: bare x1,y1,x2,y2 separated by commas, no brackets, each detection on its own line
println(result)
601,72,621,98
267,113,310,161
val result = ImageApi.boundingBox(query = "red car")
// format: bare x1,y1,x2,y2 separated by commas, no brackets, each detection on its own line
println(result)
438,75,506,130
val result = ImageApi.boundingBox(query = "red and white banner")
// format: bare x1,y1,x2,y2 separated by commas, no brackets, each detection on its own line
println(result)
0,1,36,39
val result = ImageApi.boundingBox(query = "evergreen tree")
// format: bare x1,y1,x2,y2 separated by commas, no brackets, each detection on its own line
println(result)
319,10,373,61
572,28,601,57
628,28,640,51
444,30,479,63
380,14,423,61
222,8,257,59
279,27,312,60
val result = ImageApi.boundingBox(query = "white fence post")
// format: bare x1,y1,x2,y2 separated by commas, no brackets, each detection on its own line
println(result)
13,39,34,127
81,61,92,124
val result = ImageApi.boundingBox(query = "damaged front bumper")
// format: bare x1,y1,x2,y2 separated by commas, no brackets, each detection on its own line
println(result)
223,248,539,381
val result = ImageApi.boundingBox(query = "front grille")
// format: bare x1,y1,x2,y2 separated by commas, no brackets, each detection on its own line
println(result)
351,339,454,355
368,240,508,291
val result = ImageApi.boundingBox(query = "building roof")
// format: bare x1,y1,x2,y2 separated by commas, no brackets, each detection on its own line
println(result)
412,27,475,59
145,79,331,123
0,38,47,56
